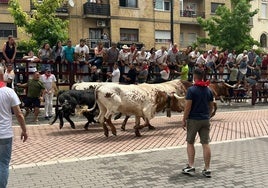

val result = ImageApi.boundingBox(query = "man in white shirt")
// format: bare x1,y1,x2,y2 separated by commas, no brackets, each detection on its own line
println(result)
75,39,90,82
40,68,57,119
0,66,28,188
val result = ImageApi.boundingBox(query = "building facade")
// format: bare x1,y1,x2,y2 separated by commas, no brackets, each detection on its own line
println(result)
250,0,268,51
0,0,230,51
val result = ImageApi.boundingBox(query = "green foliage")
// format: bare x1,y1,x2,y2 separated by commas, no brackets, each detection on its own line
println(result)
17,39,38,54
197,0,259,53
8,0,69,51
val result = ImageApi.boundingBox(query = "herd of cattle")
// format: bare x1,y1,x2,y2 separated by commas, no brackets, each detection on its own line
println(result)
50,80,232,137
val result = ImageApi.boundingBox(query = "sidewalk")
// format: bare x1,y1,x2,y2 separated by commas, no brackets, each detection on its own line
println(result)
8,136,268,188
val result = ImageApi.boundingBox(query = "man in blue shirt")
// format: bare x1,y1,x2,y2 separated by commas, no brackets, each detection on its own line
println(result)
63,40,75,83
182,68,214,178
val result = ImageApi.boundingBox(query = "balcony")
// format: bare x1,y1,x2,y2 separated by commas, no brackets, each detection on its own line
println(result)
30,1,69,16
83,2,110,18
179,10,205,24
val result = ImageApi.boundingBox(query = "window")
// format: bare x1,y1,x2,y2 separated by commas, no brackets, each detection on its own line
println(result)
260,33,267,48
211,3,224,14
89,29,102,39
154,0,170,11
155,30,170,43
119,0,137,8
188,33,197,45
261,3,268,18
0,23,17,38
0,0,9,3
120,28,138,42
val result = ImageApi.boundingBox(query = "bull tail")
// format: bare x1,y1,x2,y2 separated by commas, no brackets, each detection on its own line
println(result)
87,84,102,112
50,90,64,125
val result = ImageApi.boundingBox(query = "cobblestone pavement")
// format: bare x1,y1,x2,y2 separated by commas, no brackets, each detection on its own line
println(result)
7,102,268,187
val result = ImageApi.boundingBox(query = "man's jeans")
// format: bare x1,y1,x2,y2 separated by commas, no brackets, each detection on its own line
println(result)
0,137,12,188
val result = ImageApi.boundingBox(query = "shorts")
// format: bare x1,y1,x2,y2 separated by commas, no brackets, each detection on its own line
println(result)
186,119,210,144
24,97,41,108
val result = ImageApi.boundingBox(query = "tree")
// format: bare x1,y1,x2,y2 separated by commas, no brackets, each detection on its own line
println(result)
8,0,69,50
197,0,258,52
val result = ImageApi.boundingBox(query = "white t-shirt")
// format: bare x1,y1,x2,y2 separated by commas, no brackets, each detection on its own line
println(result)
160,69,170,80
75,44,89,62
3,70,15,89
111,68,120,82
40,74,57,91
0,86,21,139
155,50,168,64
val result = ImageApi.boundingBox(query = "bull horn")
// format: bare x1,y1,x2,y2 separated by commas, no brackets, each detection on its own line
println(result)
173,93,185,99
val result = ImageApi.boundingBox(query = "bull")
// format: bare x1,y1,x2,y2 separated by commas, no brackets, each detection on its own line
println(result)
86,82,185,137
50,89,98,130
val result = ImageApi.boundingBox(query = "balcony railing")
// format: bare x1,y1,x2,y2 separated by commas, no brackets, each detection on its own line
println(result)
180,10,205,18
30,1,69,14
83,2,110,16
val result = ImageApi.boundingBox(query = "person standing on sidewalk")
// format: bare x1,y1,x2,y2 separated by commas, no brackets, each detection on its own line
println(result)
0,66,28,188
182,68,214,178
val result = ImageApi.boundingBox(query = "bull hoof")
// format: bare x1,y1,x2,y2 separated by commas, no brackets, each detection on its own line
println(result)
121,126,126,131
148,125,156,130
71,125,76,129
104,132,109,137
135,129,141,137
84,127,89,131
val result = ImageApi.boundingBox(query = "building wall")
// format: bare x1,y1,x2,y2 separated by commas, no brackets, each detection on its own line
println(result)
0,0,231,52
250,0,268,51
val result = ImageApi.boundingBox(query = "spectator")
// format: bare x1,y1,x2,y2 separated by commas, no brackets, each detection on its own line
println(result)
89,65,100,82
182,68,213,178
63,39,75,83
2,35,17,66
176,60,189,81
89,41,105,69
118,45,130,82
0,66,28,188
17,71,45,122
3,63,15,89
123,63,136,84
167,43,180,80
188,47,200,81
237,55,248,87
106,42,119,72
136,47,147,66
215,52,226,81
137,61,149,83
75,39,90,82
205,50,217,80
52,41,64,82
38,43,53,73
107,63,120,83
40,68,57,120
154,63,170,83
22,51,39,80
147,47,157,82
128,43,138,65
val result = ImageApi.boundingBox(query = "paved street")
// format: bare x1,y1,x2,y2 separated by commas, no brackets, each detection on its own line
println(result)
7,102,268,187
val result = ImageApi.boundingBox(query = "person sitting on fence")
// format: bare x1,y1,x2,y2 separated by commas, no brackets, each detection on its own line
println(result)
23,50,39,80
2,35,17,66
38,43,53,73
245,64,261,96
215,52,226,81
122,63,137,84
154,63,170,83
89,41,105,69
107,63,120,83
75,39,90,83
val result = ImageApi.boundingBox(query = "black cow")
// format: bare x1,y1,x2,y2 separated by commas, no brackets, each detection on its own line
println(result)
50,89,98,130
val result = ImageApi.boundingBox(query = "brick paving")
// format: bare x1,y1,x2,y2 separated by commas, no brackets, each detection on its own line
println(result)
10,108,268,167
